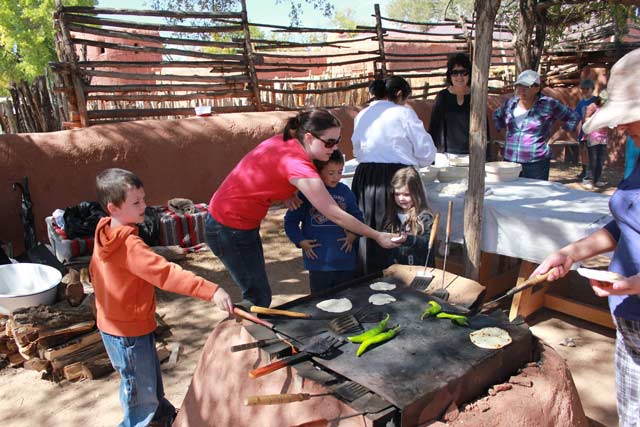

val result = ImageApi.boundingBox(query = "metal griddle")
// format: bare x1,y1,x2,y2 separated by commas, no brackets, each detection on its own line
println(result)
254,274,534,425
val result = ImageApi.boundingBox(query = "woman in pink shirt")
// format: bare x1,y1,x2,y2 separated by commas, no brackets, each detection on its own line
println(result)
206,109,399,307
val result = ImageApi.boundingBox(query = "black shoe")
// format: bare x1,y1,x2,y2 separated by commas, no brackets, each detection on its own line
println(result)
576,167,586,180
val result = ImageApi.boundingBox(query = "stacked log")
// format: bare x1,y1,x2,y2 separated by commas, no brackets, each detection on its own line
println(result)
0,268,173,382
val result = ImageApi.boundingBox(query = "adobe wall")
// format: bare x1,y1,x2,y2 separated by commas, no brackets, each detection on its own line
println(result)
0,90,624,254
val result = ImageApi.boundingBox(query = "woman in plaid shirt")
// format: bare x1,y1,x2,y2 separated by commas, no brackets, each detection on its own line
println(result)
493,70,580,180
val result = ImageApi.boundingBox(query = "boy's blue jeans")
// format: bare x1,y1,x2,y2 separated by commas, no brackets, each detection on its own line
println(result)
205,213,271,307
100,331,175,427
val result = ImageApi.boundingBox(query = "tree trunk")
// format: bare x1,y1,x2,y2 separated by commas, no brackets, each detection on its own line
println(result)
464,0,501,280
514,0,547,74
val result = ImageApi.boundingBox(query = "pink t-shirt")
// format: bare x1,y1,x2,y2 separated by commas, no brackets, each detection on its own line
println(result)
209,133,319,230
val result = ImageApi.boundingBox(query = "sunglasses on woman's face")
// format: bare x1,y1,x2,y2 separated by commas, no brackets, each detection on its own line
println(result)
307,130,341,148
451,70,469,77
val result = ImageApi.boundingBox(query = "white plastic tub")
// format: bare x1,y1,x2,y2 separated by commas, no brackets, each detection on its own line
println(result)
419,166,439,183
438,166,469,183
485,161,522,182
0,263,62,315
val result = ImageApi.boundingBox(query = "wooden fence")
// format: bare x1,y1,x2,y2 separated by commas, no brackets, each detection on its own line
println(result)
48,1,519,127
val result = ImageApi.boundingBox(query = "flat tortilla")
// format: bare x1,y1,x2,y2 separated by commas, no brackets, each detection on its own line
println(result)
316,298,352,313
469,327,512,349
368,293,396,306
369,282,397,291
577,268,625,283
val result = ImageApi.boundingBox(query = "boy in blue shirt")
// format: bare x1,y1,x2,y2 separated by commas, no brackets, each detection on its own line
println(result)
284,150,363,294
575,79,598,181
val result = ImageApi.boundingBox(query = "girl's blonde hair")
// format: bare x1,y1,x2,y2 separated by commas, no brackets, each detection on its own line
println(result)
383,167,430,234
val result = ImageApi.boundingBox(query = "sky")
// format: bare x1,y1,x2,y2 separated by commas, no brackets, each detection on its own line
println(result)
97,0,393,28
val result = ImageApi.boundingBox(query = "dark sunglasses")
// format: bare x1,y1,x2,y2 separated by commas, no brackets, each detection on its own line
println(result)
450,70,469,76
306,130,341,148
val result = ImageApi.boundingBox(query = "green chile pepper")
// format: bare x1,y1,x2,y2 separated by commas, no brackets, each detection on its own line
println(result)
347,313,390,343
356,325,401,357
435,312,469,326
420,301,442,320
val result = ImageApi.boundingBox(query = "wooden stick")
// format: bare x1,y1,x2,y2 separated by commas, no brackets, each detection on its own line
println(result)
81,69,248,83
63,13,242,33
67,23,243,49
60,6,242,20
73,60,245,68
43,330,101,361
69,38,245,61
86,90,253,102
84,83,246,93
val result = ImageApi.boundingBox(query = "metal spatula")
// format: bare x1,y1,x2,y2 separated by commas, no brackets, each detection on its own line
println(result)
410,212,440,291
244,381,368,406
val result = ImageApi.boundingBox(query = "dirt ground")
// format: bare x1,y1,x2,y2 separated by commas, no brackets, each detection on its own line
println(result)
0,161,624,427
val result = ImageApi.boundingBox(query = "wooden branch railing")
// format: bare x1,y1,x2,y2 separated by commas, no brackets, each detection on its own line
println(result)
51,4,519,126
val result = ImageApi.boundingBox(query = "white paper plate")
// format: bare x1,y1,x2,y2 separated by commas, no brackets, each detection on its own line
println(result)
577,268,625,283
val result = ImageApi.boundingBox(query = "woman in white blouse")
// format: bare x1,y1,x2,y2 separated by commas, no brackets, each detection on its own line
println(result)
351,76,437,274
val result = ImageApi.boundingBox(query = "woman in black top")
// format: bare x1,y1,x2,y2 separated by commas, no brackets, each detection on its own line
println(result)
429,53,472,155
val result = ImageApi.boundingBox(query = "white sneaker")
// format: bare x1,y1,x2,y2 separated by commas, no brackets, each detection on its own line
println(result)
583,181,594,190
594,181,606,188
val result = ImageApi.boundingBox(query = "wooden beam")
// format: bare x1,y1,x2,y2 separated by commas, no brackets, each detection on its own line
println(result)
543,294,614,329
240,0,262,111
60,6,242,20
70,38,245,61
87,104,256,120
84,83,245,93
82,69,248,83
87,90,253,102
374,4,387,78
67,23,243,49
63,13,242,34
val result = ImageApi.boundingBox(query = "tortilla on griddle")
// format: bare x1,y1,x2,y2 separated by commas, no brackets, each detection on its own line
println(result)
368,293,396,306
316,298,352,313
369,282,396,291
469,327,512,349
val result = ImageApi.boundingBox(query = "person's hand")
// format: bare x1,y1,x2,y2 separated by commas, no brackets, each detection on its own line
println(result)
531,251,574,281
299,239,320,259
283,193,303,210
375,232,402,249
338,231,357,252
212,288,234,313
590,274,640,297
585,103,597,119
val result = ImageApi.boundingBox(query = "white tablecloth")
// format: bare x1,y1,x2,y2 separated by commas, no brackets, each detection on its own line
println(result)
425,178,612,264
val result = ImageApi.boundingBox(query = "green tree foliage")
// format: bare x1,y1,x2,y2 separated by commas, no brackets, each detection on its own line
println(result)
385,0,475,23
149,0,334,26
0,0,96,89
330,7,361,30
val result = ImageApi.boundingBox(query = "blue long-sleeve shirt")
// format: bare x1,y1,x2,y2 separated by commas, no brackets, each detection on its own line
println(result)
284,183,363,272
603,157,640,321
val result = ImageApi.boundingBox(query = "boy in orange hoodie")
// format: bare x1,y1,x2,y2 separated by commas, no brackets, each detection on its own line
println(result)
90,168,233,427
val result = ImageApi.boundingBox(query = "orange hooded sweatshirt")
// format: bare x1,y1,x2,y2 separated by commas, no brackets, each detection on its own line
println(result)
89,217,218,337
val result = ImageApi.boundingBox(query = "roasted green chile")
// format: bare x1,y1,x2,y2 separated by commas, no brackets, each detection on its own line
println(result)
420,301,442,320
356,325,401,357
435,312,469,326
347,313,390,343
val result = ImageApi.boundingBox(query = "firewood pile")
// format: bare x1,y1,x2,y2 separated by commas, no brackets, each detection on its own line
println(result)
0,268,172,382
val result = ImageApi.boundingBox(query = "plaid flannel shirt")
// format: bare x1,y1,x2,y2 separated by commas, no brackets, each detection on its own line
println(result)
493,95,580,164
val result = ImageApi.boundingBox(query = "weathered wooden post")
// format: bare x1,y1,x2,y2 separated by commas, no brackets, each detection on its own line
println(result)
374,4,387,78
239,0,263,111
463,0,501,280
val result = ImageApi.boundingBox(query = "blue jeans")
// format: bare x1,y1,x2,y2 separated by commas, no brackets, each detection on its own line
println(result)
100,331,175,427
519,157,551,180
309,270,355,295
205,214,271,307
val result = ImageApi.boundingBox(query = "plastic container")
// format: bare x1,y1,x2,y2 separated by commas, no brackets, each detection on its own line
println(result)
0,263,62,315
419,166,439,183
438,166,469,183
485,161,522,182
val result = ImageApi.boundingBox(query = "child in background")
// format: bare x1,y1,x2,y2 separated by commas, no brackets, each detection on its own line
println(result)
575,79,598,182
382,167,435,267
583,91,609,189
90,168,233,427
284,150,363,294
